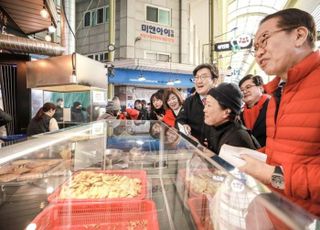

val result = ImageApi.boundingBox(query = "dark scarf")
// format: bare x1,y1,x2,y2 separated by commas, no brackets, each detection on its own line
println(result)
208,121,235,154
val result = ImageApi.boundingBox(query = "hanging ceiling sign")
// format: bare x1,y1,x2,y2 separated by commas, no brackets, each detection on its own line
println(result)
236,34,252,48
214,34,252,52
214,41,232,52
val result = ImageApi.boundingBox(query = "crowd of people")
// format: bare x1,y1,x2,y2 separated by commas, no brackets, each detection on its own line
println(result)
22,8,320,217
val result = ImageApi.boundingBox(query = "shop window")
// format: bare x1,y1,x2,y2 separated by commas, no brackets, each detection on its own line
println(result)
84,11,91,27
146,5,171,26
97,8,104,24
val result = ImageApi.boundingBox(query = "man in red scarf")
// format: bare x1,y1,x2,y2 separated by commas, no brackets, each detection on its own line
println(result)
239,74,270,147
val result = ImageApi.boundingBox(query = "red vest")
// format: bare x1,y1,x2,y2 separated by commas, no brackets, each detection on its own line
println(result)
264,51,320,217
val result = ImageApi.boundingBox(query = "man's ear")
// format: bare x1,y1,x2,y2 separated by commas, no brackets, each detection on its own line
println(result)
211,78,218,87
295,26,309,47
223,108,231,118
258,85,264,93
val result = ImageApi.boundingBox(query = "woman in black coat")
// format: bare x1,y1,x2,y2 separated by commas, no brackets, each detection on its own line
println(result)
203,83,259,155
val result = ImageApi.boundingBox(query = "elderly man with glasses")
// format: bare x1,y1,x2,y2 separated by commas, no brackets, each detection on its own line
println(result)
239,74,270,147
239,8,320,217
176,63,218,143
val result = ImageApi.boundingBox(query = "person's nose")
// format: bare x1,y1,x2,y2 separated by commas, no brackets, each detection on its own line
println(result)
254,47,266,59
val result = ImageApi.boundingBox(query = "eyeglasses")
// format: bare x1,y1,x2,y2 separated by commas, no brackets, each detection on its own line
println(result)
240,84,257,93
191,74,211,82
253,27,297,55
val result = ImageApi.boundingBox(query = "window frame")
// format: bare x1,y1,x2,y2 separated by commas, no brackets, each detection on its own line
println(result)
144,51,171,62
157,52,171,62
83,11,91,27
87,52,109,62
145,4,171,26
91,10,97,26
96,7,104,25
105,5,110,22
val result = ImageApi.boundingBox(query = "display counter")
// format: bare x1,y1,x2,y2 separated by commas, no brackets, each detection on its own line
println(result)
0,120,318,230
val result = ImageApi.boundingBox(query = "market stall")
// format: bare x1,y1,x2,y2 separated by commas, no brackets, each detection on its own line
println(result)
26,53,108,127
0,120,317,230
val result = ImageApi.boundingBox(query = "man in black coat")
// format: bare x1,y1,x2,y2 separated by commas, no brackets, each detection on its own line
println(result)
175,63,218,143
53,98,64,122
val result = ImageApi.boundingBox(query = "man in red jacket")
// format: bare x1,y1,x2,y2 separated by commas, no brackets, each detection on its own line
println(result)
239,8,320,217
239,74,270,147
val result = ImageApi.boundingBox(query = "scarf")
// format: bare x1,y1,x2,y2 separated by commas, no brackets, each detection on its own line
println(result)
243,94,269,130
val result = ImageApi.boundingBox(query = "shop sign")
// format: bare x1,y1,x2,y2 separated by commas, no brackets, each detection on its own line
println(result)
214,41,232,52
92,91,106,104
140,24,175,43
214,34,252,52
235,34,252,48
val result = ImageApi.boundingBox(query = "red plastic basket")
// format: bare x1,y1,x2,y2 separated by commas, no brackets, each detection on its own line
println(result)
188,197,213,230
48,170,147,203
30,200,159,230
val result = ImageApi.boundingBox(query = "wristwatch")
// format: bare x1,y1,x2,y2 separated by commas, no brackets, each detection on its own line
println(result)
271,166,285,190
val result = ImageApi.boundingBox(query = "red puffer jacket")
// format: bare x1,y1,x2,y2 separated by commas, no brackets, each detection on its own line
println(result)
264,51,320,217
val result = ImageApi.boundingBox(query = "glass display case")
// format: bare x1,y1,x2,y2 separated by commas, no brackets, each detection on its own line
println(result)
0,120,318,230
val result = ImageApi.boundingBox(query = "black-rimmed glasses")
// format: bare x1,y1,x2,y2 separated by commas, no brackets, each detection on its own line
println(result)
191,74,211,82
240,84,257,93
253,26,298,55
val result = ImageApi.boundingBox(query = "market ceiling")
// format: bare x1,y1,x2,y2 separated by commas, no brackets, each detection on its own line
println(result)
222,0,287,82
0,0,57,35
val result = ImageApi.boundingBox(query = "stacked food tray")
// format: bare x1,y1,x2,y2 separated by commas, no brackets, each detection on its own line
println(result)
48,170,147,202
30,170,158,229
177,168,227,230
177,168,226,198
30,200,158,230
0,159,63,183
187,197,213,230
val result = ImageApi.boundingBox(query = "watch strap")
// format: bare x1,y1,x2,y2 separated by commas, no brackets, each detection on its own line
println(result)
274,166,283,175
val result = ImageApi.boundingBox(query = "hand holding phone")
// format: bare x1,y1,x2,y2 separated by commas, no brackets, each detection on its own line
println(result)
177,123,190,135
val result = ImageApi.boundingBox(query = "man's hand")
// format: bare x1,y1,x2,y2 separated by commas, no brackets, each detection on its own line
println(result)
239,155,275,185
183,124,191,135
156,114,164,121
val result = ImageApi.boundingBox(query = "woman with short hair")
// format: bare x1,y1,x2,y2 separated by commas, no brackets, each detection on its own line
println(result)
203,83,259,155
